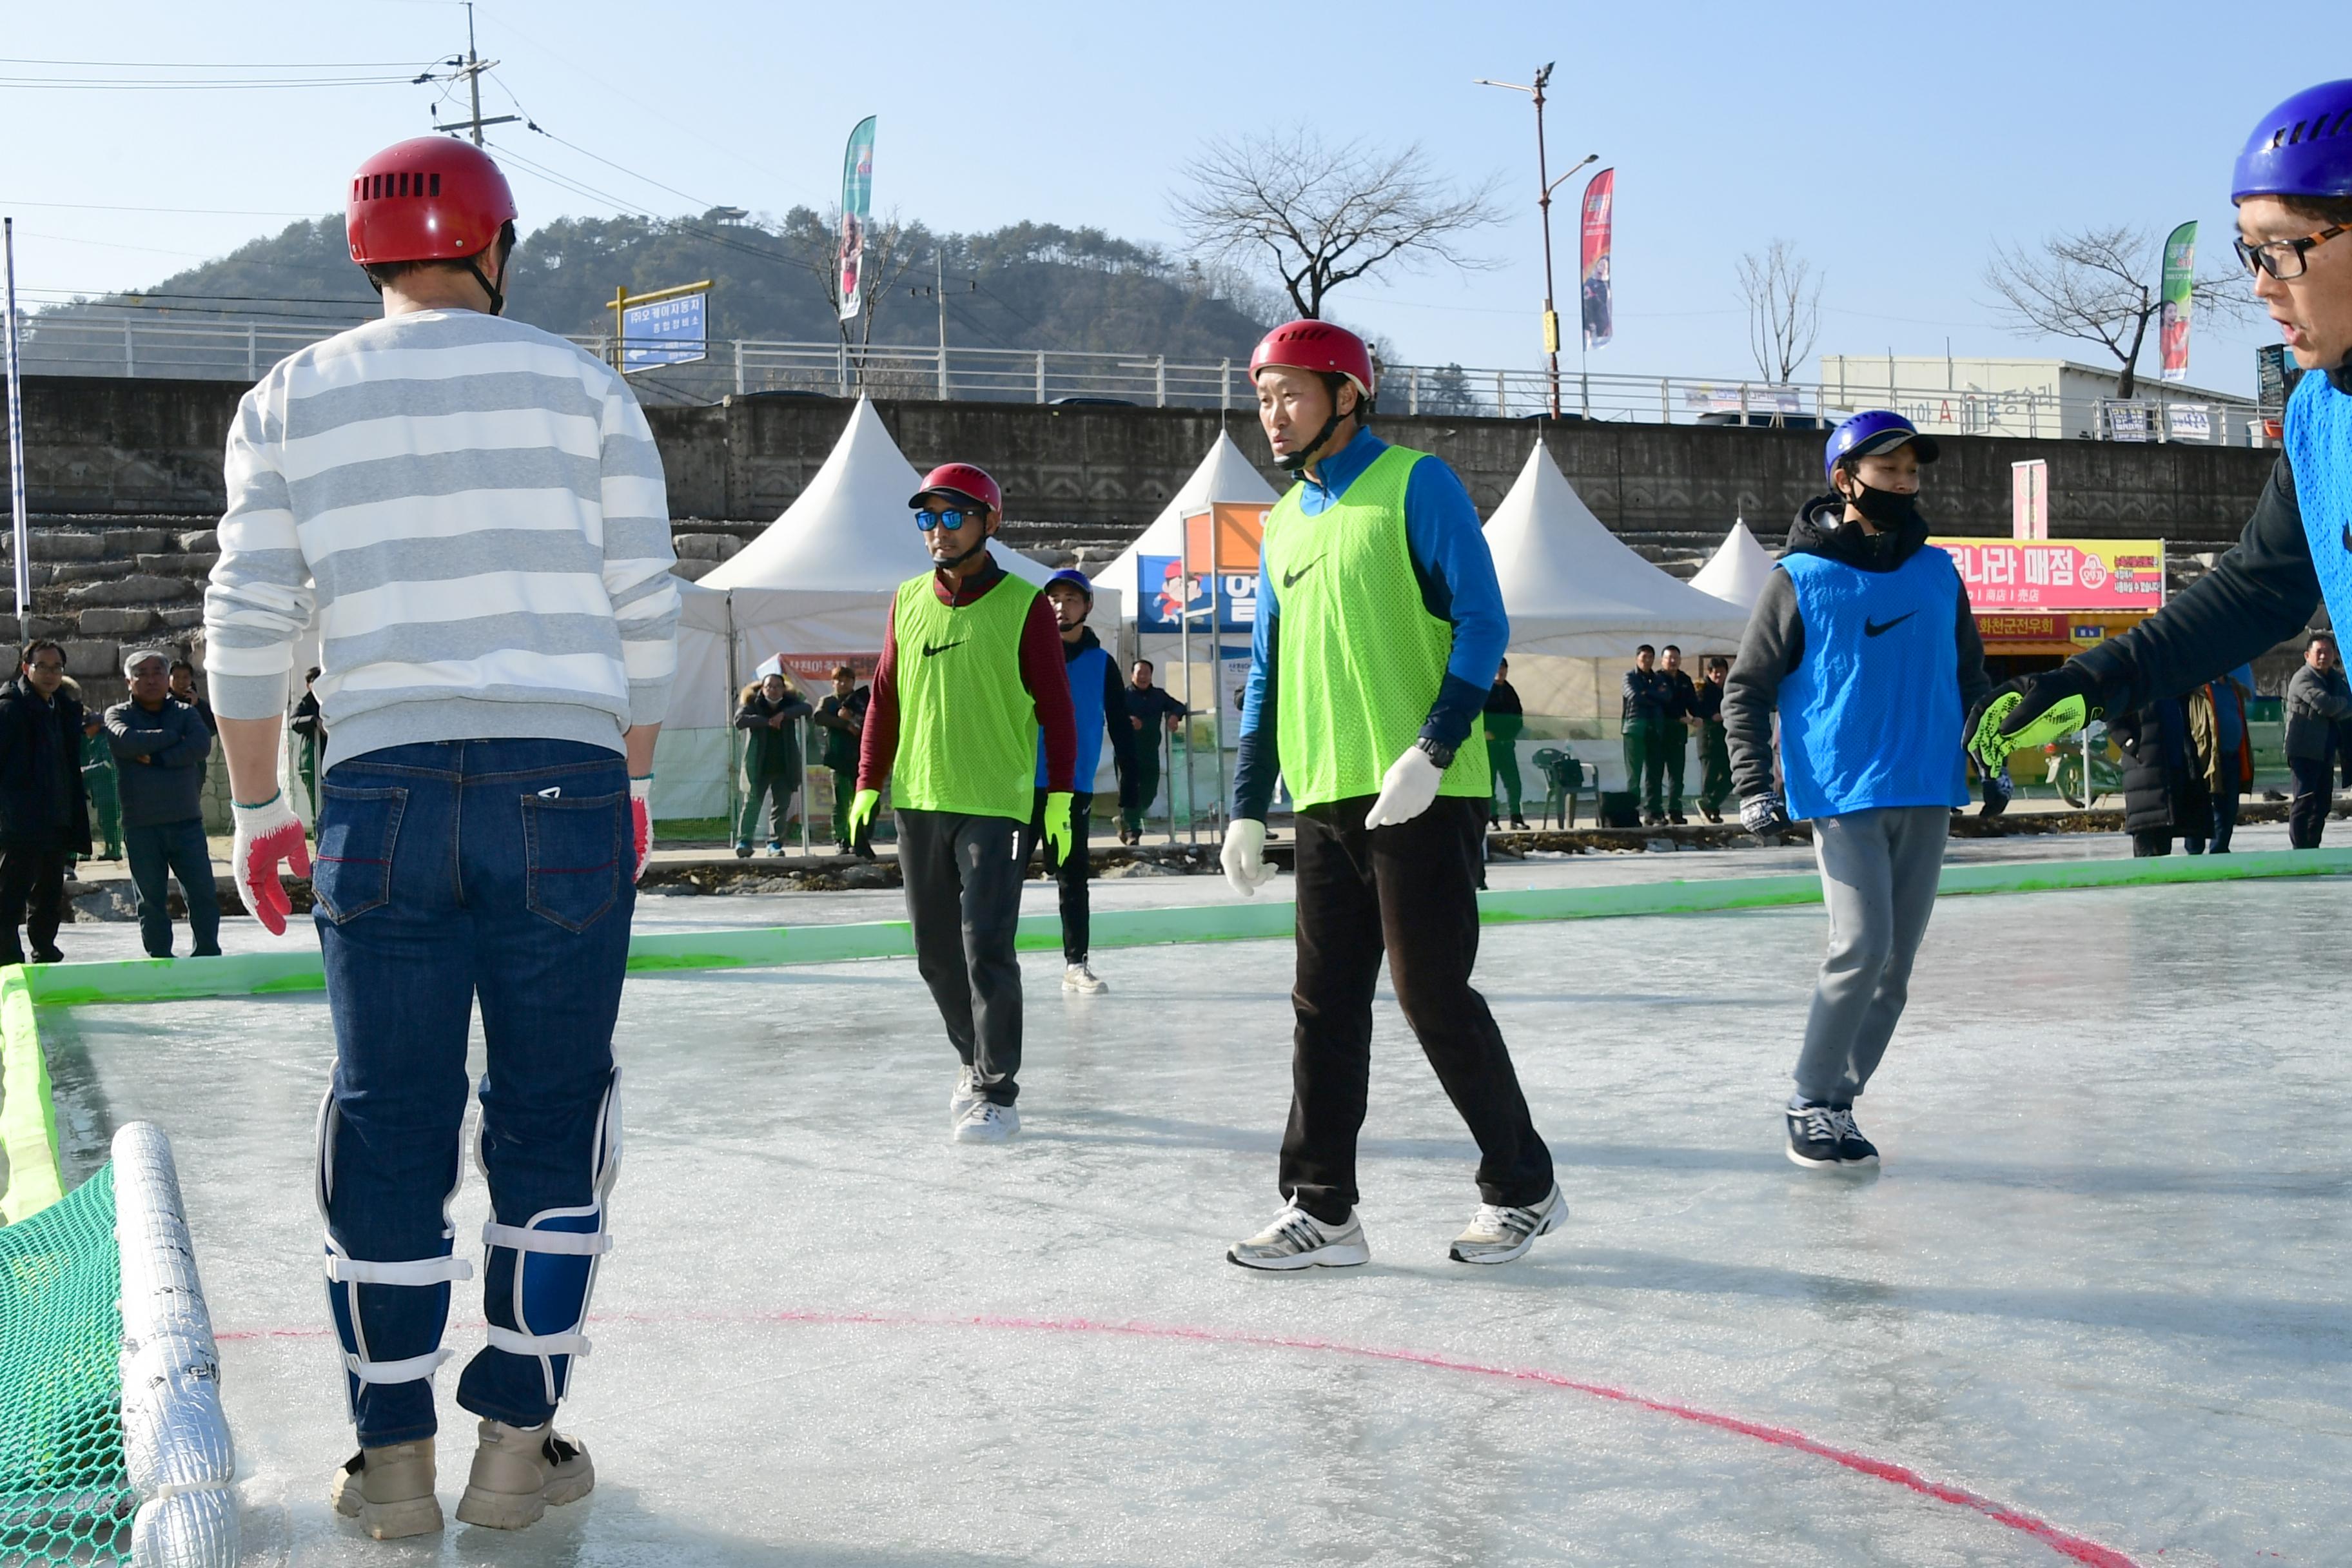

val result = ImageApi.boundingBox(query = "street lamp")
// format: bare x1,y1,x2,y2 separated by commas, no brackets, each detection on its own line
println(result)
1475,63,1597,420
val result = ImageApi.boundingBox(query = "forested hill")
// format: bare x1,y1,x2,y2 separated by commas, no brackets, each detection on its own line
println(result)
38,208,1280,360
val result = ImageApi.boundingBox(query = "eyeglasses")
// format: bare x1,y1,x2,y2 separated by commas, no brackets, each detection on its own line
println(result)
913,507,982,532
26,661,63,673
2234,224,2349,280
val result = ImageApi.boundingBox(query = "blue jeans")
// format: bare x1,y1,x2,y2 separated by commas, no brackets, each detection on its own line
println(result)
313,740,632,1446
124,818,220,958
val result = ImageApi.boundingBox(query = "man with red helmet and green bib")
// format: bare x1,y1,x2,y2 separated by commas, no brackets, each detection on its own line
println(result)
851,462,1077,1144
1222,320,1562,1270
1974,83,2352,847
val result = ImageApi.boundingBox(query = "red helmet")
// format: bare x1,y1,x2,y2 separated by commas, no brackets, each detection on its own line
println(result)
346,137,518,266
908,462,1002,514
1249,319,1376,406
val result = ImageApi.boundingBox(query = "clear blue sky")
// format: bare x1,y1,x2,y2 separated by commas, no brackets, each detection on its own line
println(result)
2,1,2338,395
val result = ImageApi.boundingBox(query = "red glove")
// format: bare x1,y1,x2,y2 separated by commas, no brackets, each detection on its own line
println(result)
629,776,653,884
231,792,311,937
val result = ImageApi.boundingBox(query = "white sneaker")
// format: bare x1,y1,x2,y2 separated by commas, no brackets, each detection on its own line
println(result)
952,1099,1019,1143
1228,1200,1370,1271
1448,1184,1567,1265
949,1064,983,1123
1063,961,1108,994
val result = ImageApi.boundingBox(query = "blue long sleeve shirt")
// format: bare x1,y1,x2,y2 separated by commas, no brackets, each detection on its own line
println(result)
1232,428,1507,819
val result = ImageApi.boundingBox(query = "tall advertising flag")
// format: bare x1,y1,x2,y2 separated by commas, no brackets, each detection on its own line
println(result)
1578,168,1615,351
836,115,877,324
2158,220,2196,383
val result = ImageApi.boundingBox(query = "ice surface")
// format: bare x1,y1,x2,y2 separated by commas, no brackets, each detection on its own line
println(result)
40,865,2352,1565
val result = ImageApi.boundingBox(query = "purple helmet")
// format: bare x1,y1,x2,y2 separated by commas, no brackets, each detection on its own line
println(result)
2235,81,2352,203
1824,410,1939,485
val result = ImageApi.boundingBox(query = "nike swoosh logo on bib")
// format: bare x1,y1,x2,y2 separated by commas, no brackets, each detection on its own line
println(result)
921,640,966,658
1863,612,1915,638
1282,559,1322,590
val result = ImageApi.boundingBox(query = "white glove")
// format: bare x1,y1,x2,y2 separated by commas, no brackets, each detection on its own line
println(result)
232,790,311,937
1220,818,1275,897
1364,743,1445,829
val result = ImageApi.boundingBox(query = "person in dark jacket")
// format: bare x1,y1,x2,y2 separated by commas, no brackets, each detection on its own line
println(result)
0,640,92,965
2282,634,2350,847
1693,655,1733,823
289,667,326,821
1015,569,1137,993
2204,663,2256,851
81,709,122,861
1656,645,1698,824
107,647,222,957
1121,659,1190,843
1972,84,2352,831
812,664,871,857
1620,645,1671,825
1484,658,1529,830
1723,411,1988,1170
2111,696,2213,858
732,667,813,857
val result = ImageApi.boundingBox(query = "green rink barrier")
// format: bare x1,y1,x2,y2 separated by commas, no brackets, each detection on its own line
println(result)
10,843,2352,1014
0,970,63,1223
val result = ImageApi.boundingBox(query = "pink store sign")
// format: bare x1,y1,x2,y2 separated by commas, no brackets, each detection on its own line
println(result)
1930,538,2166,612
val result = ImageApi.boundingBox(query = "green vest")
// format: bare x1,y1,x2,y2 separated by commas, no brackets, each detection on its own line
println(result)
888,568,1042,821
1261,444,1489,809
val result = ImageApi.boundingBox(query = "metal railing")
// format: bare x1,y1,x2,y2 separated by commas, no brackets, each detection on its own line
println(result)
12,311,2260,442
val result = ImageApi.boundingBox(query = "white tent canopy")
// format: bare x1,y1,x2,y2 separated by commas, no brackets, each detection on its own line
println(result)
1487,442,1750,731
1101,429,1277,623
1688,519,1776,611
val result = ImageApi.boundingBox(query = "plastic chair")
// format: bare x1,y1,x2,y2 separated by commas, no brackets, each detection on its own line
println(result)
1530,748,1589,828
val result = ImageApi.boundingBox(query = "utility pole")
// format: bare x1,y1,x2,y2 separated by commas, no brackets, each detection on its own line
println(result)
1475,64,1596,421
426,3,520,144
910,250,975,401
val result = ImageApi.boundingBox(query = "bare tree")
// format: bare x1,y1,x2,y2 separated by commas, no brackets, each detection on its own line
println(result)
797,208,925,355
1983,226,2253,400
1736,240,1822,384
1170,129,1504,319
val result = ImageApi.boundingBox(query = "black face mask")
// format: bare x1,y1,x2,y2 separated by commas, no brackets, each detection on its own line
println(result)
1845,482,1920,531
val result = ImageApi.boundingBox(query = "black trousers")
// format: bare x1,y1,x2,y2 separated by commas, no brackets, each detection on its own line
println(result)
0,835,68,963
1017,787,1092,965
896,808,1025,1104
2208,777,2241,853
1282,795,1553,1224
2289,756,2333,849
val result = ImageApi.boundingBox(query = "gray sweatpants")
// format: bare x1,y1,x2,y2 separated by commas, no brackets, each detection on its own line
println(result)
897,808,1026,1104
1793,805,1948,1106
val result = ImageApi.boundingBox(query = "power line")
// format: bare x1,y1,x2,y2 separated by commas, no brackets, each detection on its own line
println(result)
0,56,433,68
0,198,328,218
0,73,421,90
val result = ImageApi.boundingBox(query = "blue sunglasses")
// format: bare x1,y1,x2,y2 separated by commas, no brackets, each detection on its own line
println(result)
913,507,985,532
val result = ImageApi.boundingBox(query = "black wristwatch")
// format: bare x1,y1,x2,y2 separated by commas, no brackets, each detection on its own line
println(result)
1415,736,1457,770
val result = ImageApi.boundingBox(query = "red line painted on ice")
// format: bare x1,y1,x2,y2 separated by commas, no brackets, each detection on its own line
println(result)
222,1306,2141,1567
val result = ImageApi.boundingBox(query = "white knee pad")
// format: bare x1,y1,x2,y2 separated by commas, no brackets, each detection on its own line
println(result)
478,1071,620,1407
314,1091,473,1395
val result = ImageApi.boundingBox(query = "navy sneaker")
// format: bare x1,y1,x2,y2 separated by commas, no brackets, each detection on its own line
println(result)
1828,1106,1879,1166
1785,1101,1842,1168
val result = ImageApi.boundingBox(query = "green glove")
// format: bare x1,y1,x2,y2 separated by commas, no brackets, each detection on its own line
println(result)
1967,687,2092,772
1043,790,1073,863
847,788,881,841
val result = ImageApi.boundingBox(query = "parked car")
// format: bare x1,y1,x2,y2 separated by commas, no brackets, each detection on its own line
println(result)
1695,411,1833,430
1049,395,1140,407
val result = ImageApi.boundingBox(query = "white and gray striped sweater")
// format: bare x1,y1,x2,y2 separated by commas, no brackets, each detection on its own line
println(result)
203,309,681,767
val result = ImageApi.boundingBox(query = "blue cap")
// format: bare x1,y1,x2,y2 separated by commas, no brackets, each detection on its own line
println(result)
2235,81,2352,203
1044,567,1094,601
1824,410,1939,485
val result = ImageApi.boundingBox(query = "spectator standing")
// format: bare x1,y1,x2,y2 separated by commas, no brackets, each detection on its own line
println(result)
2112,695,2213,858
1620,644,1671,825
812,664,871,857
289,667,327,820
1484,658,1529,830
106,647,222,957
169,659,217,732
1121,658,1190,843
81,710,122,862
731,669,813,858
1017,569,1137,994
1692,655,1733,823
2284,633,2349,848
1658,644,1698,825
2204,663,2255,852
0,641,90,965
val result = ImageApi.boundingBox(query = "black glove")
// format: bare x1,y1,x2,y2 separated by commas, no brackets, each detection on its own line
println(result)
1963,663,2106,772
1738,792,1790,836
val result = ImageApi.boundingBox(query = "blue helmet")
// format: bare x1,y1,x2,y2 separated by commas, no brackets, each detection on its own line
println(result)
1823,410,1939,485
2235,81,2352,203
1044,567,1094,601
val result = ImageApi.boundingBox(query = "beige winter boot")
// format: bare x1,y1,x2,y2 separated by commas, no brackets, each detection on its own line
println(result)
328,1440,441,1539
453,1418,595,1529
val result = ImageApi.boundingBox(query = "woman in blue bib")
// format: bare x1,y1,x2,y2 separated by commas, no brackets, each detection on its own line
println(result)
1723,411,1990,1170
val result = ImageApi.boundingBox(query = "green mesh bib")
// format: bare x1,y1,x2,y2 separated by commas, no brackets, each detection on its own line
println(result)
888,569,1043,821
1262,445,1489,809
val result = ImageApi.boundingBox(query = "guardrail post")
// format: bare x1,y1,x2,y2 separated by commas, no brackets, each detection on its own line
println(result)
1660,378,1671,424
1494,369,1506,417
246,323,257,380
1220,358,1230,413
838,340,849,397
1408,366,1420,416
1035,350,1046,404
1155,355,1166,407
123,318,135,378
937,344,950,400
734,340,746,396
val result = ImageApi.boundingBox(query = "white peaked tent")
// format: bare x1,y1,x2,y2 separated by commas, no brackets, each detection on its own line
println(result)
1689,518,1776,611
1487,442,1750,729
1101,430,1279,624
656,399,1107,818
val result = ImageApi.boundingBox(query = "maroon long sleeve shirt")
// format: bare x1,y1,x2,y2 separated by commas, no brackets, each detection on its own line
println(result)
857,555,1077,796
